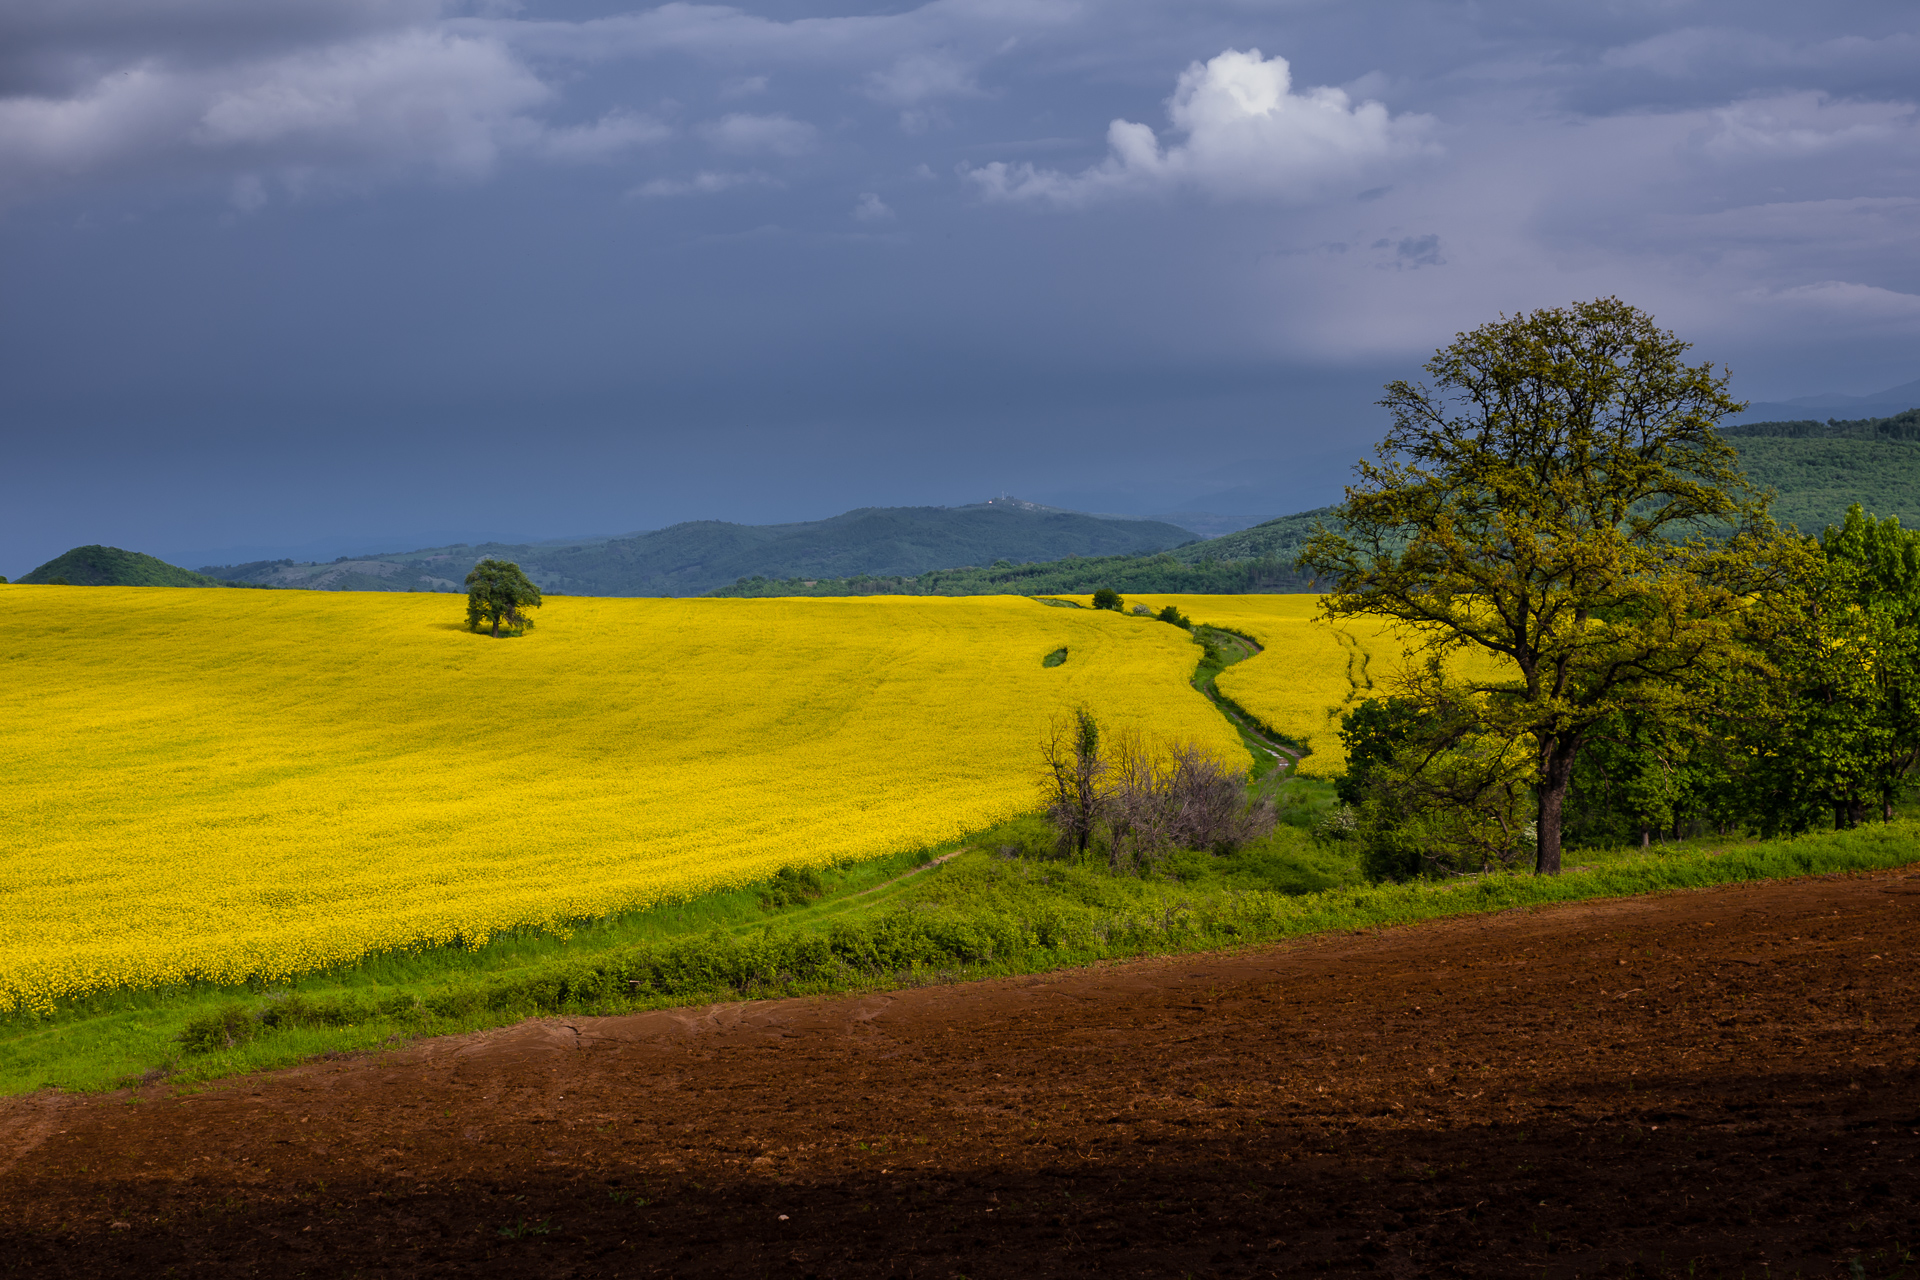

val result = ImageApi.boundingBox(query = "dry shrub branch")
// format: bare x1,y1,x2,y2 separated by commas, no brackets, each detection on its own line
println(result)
1041,710,1274,871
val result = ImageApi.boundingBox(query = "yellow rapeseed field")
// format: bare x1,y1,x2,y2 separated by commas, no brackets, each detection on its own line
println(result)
1118,595,1402,778
0,587,1236,1014
1117,595,1514,780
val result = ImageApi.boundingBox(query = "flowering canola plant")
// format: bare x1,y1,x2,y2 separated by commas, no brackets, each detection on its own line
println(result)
0,588,1237,1014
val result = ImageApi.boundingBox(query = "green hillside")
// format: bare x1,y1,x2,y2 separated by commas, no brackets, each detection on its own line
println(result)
170,407,1920,602
716,411,1920,599
1722,408,1920,532
1167,506,1336,566
707,549,1311,598
1720,406,1920,442
17,545,236,588
710,508,1332,597
201,501,1197,597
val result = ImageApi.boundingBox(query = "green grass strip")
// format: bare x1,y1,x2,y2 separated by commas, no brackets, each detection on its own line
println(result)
10,817,1903,1097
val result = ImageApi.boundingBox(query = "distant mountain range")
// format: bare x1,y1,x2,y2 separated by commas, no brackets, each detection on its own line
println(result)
193,499,1199,597
1726,377,1920,425
18,408,1920,597
709,505,1335,598
714,410,1920,598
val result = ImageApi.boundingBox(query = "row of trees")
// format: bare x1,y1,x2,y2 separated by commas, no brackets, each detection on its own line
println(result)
1302,298,1920,878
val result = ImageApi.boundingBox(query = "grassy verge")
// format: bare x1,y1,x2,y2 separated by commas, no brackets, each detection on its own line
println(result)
7,815,1915,1096
0,838,950,1095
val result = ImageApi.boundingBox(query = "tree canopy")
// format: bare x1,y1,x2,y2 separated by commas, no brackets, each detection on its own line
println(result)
1300,297,1800,874
1734,505,1920,831
465,559,542,638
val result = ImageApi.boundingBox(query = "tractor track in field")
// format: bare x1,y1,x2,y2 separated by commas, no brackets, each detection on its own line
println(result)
846,848,969,899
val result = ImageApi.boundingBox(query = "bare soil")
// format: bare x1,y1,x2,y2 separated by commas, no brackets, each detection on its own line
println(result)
4,869,1918,1278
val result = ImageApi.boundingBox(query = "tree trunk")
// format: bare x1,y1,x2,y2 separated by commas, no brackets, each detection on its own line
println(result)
491,614,500,639
1535,734,1578,875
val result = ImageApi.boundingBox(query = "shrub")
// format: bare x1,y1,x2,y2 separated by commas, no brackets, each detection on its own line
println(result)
1046,713,1277,871
1315,804,1359,841
1091,588,1122,611
178,1002,256,1052
759,865,825,910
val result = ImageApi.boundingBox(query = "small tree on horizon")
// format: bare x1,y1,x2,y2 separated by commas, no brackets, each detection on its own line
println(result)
465,559,543,638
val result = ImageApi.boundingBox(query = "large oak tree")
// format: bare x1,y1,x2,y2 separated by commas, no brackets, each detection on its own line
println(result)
1300,298,1797,873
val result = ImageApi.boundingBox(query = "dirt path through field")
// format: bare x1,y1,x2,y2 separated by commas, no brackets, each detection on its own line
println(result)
4,868,1918,1277
1193,626,1301,769
845,848,969,899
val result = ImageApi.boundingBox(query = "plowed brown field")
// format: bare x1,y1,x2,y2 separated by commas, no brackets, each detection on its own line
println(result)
4,869,1918,1278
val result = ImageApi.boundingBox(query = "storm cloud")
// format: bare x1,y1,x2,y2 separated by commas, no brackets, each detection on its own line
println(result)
2,0,1915,573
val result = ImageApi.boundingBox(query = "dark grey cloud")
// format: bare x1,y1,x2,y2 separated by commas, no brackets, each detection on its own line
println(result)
2,0,1916,575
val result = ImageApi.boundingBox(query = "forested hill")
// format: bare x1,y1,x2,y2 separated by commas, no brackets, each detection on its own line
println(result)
198,501,1197,597
1166,507,1336,566
1721,406,1920,442
1722,407,1920,534
17,545,239,588
711,410,1920,598
53,407,1913,600
709,509,1332,598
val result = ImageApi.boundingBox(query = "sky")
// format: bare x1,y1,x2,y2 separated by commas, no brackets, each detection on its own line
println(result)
2,0,1917,574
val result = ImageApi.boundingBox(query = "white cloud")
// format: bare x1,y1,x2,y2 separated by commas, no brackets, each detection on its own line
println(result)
696,111,816,157
0,19,682,205
536,108,670,163
1648,196,1920,257
630,168,777,198
0,0,1075,206
1600,27,1920,80
967,48,1438,207
1744,280,1920,324
1699,91,1920,161
864,53,978,108
1599,27,1794,77
0,63,196,177
191,29,550,177
467,0,1080,71
852,190,893,221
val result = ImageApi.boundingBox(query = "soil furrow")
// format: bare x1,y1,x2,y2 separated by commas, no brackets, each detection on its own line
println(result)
3,867,1916,1277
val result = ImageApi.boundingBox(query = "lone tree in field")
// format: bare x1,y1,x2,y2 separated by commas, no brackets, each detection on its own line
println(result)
1300,297,1796,874
465,559,543,638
